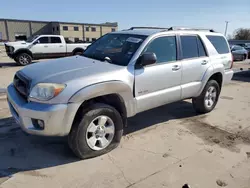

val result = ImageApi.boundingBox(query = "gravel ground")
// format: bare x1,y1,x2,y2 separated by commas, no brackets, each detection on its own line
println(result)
0,55,250,188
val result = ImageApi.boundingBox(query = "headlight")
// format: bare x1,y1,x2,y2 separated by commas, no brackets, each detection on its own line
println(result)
29,83,66,101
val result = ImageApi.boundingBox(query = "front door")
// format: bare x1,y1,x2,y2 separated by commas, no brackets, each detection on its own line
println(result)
179,35,210,99
134,35,182,113
31,36,51,59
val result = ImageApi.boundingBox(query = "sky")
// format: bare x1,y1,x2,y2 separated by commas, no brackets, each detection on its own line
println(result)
1,0,250,36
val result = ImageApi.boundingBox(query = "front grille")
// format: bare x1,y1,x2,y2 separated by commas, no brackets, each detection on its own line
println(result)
13,72,30,100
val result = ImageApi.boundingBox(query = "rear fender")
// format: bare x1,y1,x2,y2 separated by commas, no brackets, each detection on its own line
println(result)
196,64,224,96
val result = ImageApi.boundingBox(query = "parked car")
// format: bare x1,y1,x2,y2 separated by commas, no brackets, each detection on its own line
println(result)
4,35,91,65
7,27,233,159
230,45,248,61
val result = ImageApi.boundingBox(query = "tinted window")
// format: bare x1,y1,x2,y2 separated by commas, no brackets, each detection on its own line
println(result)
91,27,96,32
181,36,198,59
206,35,229,54
197,37,207,57
233,45,243,50
84,34,146,66
51,37,62,43
74,26,79,31
144,36,177,63
38,37,49,44
63,26,68,31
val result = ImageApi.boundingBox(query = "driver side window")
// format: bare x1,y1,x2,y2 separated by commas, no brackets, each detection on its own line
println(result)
36,37,49,44
144,36,177,64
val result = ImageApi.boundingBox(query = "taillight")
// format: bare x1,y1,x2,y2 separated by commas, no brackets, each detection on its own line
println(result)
230,53,234,69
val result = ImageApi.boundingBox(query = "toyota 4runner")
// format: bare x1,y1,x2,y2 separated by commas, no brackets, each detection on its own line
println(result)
7,27,234,159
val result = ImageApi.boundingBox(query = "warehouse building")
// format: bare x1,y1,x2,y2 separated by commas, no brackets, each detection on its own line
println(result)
0,18,118,42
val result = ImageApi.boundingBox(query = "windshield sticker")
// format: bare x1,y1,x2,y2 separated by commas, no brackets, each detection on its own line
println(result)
126,37,142,43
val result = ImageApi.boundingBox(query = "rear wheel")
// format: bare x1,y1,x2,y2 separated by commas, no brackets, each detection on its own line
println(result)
74,50,84,56
192,80,220,114
16,53,32,66
68,103,123,159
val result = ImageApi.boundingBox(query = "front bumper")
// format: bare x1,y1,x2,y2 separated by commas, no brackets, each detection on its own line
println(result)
7,84,80,136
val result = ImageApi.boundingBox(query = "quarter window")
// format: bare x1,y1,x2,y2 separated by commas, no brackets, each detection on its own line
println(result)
144,36,177,64
206,35,229,54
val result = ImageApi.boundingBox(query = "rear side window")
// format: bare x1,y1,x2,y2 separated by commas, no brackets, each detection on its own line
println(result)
197,37,207,57
180,36,198,59
206,35,229,54
51,37,62,43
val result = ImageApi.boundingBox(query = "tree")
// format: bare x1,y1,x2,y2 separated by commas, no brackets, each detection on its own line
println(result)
233,28,250,40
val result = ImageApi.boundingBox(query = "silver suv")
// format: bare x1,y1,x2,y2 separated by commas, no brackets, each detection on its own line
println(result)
7,27,234,159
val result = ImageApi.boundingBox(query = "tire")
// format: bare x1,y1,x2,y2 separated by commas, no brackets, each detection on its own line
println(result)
68,103,123,159
16,53,32,66
74,51,84,56
192,80,220,114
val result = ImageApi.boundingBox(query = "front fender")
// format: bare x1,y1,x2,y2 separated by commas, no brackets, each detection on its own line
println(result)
69,81,137,117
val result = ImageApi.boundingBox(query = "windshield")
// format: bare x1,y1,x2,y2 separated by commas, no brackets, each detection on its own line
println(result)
83,33,147,66
26,35,39,43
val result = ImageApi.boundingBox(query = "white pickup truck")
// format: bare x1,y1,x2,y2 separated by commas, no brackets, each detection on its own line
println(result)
4,35,91,65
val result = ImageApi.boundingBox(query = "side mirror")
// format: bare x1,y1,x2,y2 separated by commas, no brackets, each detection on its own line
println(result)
33,40,40,45
136,52,157,68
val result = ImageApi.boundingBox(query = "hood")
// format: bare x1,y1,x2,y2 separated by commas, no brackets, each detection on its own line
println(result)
19,56,126,87
6,41,30,46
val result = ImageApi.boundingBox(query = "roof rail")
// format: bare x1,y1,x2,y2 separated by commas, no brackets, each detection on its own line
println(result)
167,27,215,32
128,27,169,30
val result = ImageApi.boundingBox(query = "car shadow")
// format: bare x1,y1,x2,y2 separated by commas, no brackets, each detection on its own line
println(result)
0,100,197,179
232,71,250,82
0,62,17,67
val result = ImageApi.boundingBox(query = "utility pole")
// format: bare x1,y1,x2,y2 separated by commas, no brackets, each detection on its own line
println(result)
224,21,229,36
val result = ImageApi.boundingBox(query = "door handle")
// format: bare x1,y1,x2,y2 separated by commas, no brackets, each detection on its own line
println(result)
44,45,48,48
201,60,208,65
172,65,181,71
59,45,63,47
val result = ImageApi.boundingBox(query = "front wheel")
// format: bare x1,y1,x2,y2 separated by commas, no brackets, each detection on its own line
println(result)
16,53,32,66
192,80,220,114
68,103,123,159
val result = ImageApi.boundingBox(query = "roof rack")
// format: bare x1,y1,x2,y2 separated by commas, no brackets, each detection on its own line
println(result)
128,27,169,30
167,27,215,32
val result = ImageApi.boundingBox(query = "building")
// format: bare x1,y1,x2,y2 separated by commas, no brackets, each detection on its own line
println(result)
0,18,118,42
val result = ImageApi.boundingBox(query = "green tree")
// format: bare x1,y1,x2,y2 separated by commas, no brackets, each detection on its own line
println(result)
233,28,250,40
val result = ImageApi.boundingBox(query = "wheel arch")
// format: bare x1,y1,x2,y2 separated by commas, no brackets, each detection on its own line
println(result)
72,47,84,55
14,49,33,58
68,81,137,129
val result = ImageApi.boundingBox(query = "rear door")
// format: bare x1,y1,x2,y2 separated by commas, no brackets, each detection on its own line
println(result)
179,35,210,99
48,36,66,57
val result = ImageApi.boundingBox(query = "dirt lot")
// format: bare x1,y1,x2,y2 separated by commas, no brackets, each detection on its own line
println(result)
0,54,250,188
